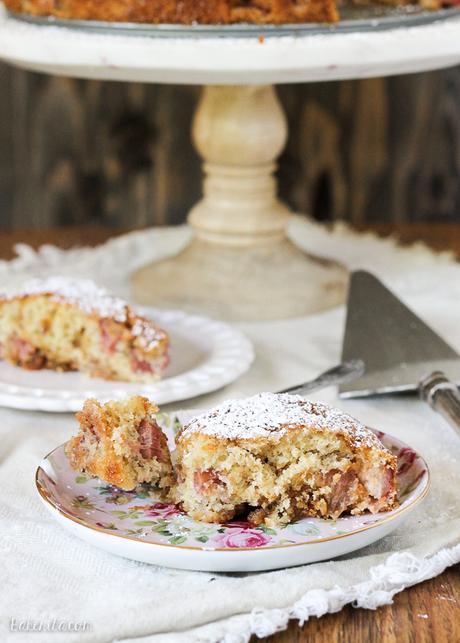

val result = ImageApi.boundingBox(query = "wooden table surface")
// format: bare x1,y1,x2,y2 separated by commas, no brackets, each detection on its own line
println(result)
1,223,459,642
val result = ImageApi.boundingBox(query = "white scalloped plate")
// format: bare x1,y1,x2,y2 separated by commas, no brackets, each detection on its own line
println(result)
36,419,429,572
0,307,253,412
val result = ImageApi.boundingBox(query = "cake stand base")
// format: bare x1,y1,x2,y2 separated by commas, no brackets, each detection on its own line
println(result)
132,84,347,320
132,237,347,321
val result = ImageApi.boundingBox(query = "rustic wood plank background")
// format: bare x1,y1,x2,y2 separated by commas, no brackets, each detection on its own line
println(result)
0,64,459,230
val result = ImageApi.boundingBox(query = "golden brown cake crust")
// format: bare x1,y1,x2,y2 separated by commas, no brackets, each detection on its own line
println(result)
4,0,339,24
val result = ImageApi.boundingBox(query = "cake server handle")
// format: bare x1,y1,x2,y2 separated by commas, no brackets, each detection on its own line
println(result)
419,371,460,438
279,359,365,396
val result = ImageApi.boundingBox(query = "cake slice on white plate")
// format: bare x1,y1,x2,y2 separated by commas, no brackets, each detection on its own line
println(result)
0,277,169,383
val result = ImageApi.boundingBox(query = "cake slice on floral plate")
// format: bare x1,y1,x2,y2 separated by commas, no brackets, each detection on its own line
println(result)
175,393,399,527
66,396,175,495
37,393,428,571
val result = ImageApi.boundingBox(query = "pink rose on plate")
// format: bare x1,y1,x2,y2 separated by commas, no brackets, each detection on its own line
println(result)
397,447,417,475
212,527,272,549
145,502,183,519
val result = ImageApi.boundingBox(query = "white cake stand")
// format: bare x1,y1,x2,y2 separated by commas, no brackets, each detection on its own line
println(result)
1,8,459,320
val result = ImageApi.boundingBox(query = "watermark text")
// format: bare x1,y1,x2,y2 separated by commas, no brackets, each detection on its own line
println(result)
9,617,92,634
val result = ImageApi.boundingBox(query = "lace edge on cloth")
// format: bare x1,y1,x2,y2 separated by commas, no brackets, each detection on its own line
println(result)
249,545,460,642
116,544,460,643
188,544,460,643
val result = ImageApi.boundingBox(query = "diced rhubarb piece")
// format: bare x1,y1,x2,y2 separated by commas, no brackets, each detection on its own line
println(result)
360,465,394,500
131,353,154,374
9,336,45,369
380,467,394,498
137,418,165,461
194,468,224,494
328,469,358,515
99,319,122,354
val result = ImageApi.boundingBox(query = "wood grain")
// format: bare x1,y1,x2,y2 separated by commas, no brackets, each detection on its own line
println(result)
2,222,460,260
0,225,459,643
1,65,459,230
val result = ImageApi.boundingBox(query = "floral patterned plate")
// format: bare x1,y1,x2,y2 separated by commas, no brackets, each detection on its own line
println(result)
36,418,429,572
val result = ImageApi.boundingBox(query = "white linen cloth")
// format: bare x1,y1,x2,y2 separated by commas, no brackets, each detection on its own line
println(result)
1,218,460,643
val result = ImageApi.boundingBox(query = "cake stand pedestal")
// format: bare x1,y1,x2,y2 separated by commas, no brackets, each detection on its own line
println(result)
1,9,459,319
134,84,346,319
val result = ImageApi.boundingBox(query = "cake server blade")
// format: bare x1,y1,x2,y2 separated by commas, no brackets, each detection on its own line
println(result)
339,271,460,398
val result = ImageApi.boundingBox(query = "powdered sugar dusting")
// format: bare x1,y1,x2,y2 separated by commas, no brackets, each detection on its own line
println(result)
131,317,167,350
2,277,129,321
182,393,383,449
2,277,168,350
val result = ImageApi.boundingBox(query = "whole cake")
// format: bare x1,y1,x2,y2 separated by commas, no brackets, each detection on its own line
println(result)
4,0,449,24
4,0,339,24
175,393,398,526
0,277,169,383
66,396,175,493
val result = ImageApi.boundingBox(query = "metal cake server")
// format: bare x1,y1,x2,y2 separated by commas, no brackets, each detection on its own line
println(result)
339,270,460,436
281,359,365,396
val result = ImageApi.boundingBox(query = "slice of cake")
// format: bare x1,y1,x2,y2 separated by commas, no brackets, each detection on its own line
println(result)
0,277,169,383
175,393,398,526
65,396,175,493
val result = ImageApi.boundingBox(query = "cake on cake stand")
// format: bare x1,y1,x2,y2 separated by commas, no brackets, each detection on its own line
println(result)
1,7,459,320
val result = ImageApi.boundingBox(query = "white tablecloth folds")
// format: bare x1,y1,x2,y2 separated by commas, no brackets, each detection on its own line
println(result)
1,218,460,643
